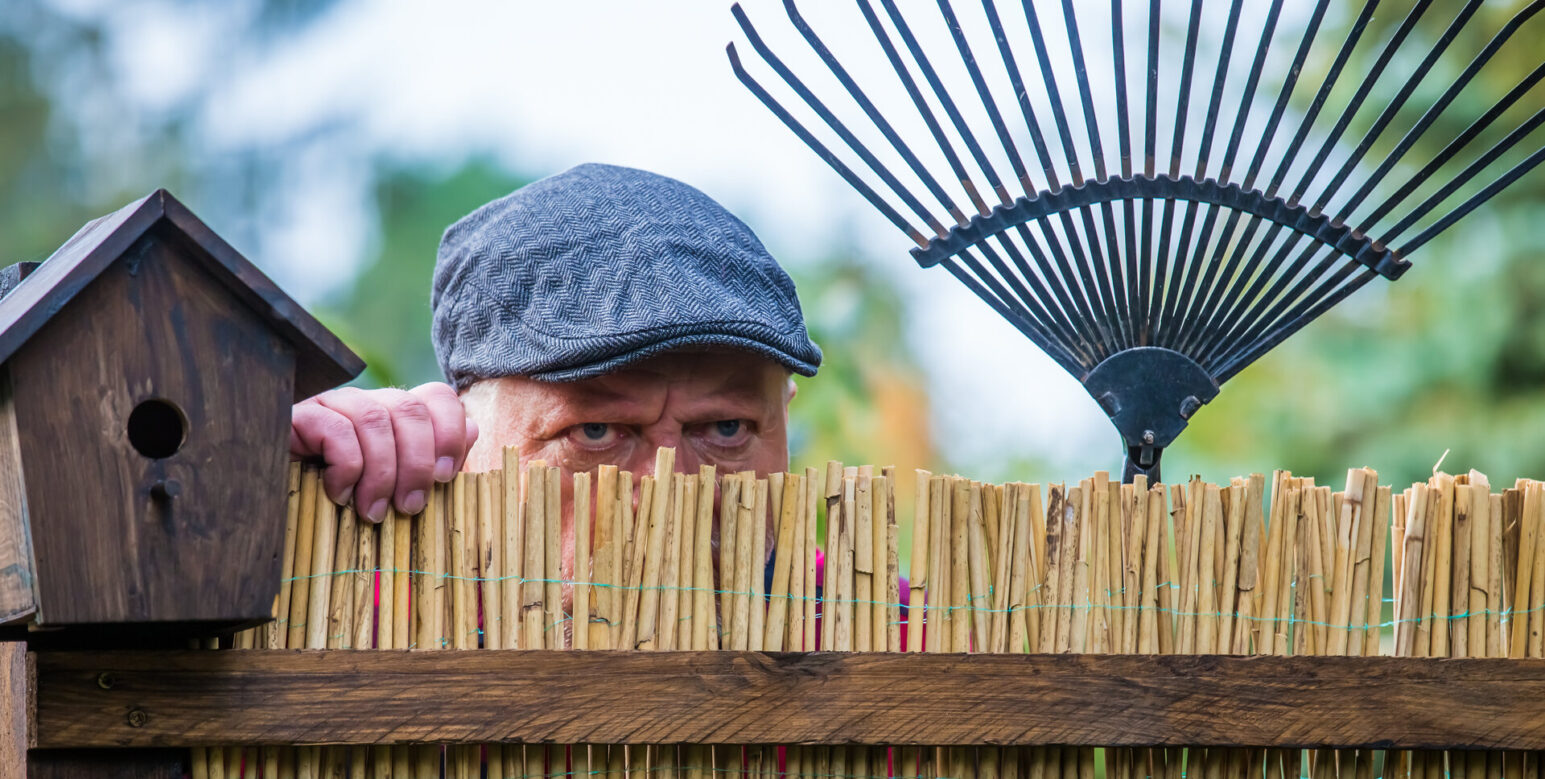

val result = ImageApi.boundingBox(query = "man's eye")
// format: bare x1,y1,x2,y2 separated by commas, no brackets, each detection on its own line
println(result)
714,420,742,438
570,423,622,447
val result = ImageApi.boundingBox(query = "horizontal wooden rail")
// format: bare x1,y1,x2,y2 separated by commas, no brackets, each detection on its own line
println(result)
31,650,1545,750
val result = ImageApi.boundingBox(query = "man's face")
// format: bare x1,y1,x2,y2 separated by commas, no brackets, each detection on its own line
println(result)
459,349,793,585
461,348,794,483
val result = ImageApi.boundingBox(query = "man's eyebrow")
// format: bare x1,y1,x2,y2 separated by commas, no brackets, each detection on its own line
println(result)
688,373,780,412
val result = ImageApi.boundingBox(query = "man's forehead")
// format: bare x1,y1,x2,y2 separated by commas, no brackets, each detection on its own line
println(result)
571,350,786,402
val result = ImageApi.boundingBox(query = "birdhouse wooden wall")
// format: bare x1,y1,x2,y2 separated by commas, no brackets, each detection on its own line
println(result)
0,191,362,629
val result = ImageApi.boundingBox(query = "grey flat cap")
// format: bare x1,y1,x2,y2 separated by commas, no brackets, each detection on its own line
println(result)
431,163,821,388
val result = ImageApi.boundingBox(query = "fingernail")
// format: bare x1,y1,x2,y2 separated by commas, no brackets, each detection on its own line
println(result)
366,498,388,524
402,490,426,516
434,457,455,482
337,487,353,507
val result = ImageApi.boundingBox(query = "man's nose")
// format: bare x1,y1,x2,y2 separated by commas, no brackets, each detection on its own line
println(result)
639,429,687,476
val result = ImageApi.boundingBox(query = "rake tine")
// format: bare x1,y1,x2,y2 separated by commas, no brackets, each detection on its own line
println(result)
1263,0,1382,200
1013,1,1121,353
877,0,1014,205
1396,131,1545,257
976,0,1113,354
1174,208,1251,358
1173,0,1291,356
1162,0,1247,347
978,0,1062,189
1241,0,1333,191
1217,265,1379,384
1018,0,1085,186
1310,0,1499,216
1152,0,1207,349
973,233,1097,361
947,251,1087,374
1216,0,1286,186
1167,203,1228,351
727,42,927,248
1383,106,1545,247
933,0,1033,194
1110,0,1142,349
988,231,1102,365
1192,221,1301,368
1286,0,1443,209
1005,224,1109,362
1139,0,1162,345
1054,0,1134,352
1358,44,1545,226
1212,245,1350,374
854,0,993,216
733,5,949,236
1042,211,1120,354
1189,0,1337,355
1188,0,1331,356
780,0,972,226
937,0,1123,355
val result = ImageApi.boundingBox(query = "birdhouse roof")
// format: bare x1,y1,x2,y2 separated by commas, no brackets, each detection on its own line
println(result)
0,189,364,399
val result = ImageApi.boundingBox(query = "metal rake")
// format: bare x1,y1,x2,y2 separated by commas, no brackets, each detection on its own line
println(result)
728,0,1545,481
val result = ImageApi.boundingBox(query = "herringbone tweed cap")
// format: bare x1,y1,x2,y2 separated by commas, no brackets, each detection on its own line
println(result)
432,163,822,387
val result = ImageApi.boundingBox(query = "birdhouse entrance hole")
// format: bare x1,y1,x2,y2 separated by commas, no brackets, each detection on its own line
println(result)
127,399,187,459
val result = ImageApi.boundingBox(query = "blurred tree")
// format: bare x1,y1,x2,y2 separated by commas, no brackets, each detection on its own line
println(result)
315,158,528,389
0,0,343,277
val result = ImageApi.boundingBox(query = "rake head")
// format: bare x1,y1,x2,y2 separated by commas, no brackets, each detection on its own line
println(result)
729,0,1545,481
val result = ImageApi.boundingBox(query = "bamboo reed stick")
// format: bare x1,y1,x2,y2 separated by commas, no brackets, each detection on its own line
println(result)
854,472,874,652
694,465,716,652
656,472,685,652
288,468,319,650
766,473,801,651
1466,480,1490,657
731,473,756,651
450,474,472,650
750,476,770,653
544,465,564,648
352,504,376,651
927,475,950,654
1488,492,1505,659
636,464,671,651
951,478,973,653
822,462,842,652
522,461,547,651
1431,474,1455,658
967,481,992,652
884,468,901,653
804,466,820,652
307,487,339,651
574,471,593,651
501,447,522,651
594,464,618,651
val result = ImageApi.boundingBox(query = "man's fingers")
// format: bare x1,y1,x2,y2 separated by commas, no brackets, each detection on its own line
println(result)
316,389,398,523
376,388,436,517
291,402,363,507
410,382,471,481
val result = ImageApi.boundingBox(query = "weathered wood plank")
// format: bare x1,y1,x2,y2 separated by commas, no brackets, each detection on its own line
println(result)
0,642,30,777
32,650,1545,750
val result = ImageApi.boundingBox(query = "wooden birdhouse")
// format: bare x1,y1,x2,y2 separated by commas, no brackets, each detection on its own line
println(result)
0,189,363,629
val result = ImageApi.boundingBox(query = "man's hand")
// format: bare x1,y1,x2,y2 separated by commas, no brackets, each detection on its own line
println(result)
290,383,479,522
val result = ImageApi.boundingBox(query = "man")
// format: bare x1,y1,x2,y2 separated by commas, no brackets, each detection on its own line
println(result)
290,163,822,539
